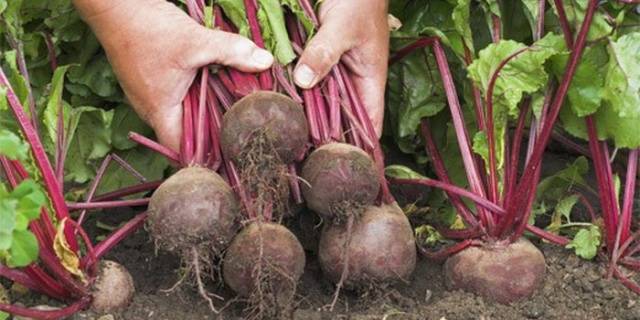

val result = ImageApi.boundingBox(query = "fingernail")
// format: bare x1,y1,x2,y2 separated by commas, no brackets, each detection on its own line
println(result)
294,64,317,88
251,49,274,68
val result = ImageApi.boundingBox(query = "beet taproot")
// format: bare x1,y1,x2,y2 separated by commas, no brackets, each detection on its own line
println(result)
318,203,416,287
91,260,135,313
222,222,306,297
221,91,308,164
444,238,546,304
147,167,239,254
301,143,380,221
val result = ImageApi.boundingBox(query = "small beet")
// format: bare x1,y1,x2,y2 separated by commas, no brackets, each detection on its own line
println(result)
318,203,416,287
148,167,239,254
223,222,306,297
444,238,546,304
301,143,380,221
221,91,308,164
91,260,135,313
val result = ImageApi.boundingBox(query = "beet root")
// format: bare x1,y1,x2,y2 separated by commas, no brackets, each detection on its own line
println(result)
221,91,309,164
301,143,380,221
91,260,135,313
222,222,306,298
444,238,546,304
318,203,416,288
148,167,239,255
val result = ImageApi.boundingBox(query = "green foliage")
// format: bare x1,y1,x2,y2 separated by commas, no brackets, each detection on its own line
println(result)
566,225,601,260
0,180,44,268
0,129,29,161
385,164,426,180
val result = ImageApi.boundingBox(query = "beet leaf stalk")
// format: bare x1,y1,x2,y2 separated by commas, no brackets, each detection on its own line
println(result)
0,57,147,318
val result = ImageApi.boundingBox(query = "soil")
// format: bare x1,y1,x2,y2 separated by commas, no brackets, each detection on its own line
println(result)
65,210,640,320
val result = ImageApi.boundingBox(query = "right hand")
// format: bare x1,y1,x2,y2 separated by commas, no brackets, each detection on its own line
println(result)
76,0,274,151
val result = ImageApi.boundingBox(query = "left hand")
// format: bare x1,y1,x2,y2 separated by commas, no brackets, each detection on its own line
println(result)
293,0,389,137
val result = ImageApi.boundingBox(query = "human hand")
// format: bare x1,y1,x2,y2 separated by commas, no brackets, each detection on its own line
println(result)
74,0,274,151
293,0,389,137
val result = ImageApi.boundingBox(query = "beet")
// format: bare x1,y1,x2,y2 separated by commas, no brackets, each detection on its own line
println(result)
223,222,306,297
318,203,416,287
301,143,380,221
147,167,239,254
444,238,546,304
221,91,308,164
91,260,135,313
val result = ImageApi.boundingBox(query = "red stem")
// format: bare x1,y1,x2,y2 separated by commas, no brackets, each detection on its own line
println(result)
553,0,575,48
507,0,599,239
0,297,90,320
0,67,78,250
66,198,150,210
421,120,480,228
92,181,162,202
390,178,505,215
485,47,531,204
430,39,493,230
418,239,477,261
88,213,148,266
128,132,180,163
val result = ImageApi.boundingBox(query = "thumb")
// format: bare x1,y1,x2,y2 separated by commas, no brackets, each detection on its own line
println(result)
294,22,354,89
185,27,274,72
147,103,183,153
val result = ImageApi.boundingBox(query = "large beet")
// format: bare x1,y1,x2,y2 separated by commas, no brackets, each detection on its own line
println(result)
301,143,380,220
444,238,546,304
148,167,239,254
223,222,306,297
221,91,309,164
318,203,416,287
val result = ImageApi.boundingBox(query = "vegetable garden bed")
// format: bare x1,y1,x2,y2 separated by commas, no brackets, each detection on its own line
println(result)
2,0,640,319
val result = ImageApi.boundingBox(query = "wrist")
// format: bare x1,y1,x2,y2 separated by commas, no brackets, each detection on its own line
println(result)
72,0,129,21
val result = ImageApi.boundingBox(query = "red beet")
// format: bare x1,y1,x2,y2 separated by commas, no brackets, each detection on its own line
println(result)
222,222,306,297
148,167,239,254
91,260,135,313
301,143,380,221
221,91,309,164
318,203,416,287
444,238,546,304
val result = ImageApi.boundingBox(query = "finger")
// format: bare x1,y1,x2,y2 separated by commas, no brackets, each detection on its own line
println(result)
352,72,386,137
146,103,183,152
186,28,274,72
294,21,355,89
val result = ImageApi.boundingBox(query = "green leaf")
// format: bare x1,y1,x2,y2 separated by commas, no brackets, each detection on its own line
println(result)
42,65,72,151
472,131,489,165
448,0,474,53
566,225,601,260
385,165,426,180
0,200,17,250
257,0,296,64
216,0,250,37
8,229,38,267
386,49,446,154
110,104,152,150
537,156,589,198
11,179,46,222
0,129,29,160
520,0,540,36
468,34,565,119
281,0,315,37
603,32,640,118
95,147,169,196
548,0,613,41
64,107,114,183
551,44,608,117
